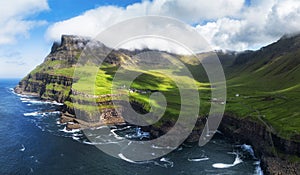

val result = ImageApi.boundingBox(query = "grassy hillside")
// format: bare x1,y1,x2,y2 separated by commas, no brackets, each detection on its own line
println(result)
224,35,300,140
20,34,300,141
62,55,213,126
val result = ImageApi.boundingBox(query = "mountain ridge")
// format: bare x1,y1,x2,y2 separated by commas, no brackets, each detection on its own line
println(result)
15,34,300,174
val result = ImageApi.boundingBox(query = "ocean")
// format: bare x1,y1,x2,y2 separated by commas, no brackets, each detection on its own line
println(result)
0,79,263,175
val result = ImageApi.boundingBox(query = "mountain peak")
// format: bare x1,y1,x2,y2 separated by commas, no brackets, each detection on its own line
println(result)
50,35,90,54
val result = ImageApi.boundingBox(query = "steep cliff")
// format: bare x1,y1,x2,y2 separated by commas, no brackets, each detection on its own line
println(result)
222,34,300,174
219,115,300,174
14,35,89,102
15,34,300,174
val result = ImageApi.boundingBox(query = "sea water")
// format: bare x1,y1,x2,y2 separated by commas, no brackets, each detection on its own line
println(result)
0,79,263,175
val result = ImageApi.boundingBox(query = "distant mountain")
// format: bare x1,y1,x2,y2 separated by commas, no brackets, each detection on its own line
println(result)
230,34,300,89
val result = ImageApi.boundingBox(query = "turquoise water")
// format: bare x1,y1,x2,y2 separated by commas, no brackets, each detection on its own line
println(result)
0,79,262,175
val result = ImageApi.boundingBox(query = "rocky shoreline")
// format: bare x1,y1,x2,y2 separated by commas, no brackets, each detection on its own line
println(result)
14,35,300,174
218,115,300,175
14,85,300,174
143,113,300,175
60,112,125,130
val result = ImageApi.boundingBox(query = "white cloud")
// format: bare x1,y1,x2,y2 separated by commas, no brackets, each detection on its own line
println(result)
265,0,300,36
0,0,50,78
46,0,245,41
154,0,244,23
0,0,49,45
196,0,300,51
47,6,134,41
46,0,300,52
196,18,246,51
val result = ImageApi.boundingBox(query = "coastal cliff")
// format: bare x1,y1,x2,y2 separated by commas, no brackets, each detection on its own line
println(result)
219,115,300,174
15,72,73,102
15,35,300,174
14,35,87,102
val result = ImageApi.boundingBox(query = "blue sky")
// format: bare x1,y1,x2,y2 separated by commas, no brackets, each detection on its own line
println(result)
0,0,142,78
35,0,142,22
0,0,299,78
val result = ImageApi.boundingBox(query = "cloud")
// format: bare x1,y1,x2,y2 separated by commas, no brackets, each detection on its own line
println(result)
265,0,300,36
0,0,49,45
46,0,245,42
154,0,244,23
46,0,300,52
196,0,300,50
47,6,132,41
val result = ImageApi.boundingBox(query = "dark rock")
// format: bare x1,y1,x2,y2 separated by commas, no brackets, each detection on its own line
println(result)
219,115,300,175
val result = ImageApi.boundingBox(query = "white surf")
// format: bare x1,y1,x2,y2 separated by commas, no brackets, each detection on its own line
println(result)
212,155,243,168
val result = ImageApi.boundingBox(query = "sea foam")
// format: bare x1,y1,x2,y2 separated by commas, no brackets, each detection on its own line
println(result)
212,154,243,169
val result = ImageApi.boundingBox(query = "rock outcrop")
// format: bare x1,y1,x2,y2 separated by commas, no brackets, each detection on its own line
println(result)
15,34,300,175
219,115,300,175
14,35,87,102
15,73,73,102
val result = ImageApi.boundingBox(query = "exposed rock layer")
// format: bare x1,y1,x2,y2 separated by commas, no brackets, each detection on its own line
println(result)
219,115,300,175
15,35,300,175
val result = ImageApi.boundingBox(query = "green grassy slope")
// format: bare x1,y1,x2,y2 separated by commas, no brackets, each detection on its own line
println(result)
224,35,300,140
22,34,300,141
66,57,213,126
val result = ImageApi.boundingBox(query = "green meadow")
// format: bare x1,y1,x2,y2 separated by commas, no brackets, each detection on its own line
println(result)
29,40,300,141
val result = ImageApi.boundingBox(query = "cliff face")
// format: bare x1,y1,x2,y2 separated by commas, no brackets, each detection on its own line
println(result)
15,73,73,102
14,35,128,103
16,34,300,174
219,115,300,175
15,35,128,130
14,35,89,102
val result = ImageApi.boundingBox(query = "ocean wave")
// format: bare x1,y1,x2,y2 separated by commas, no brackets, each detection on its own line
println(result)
11,88,58,109
24,112,40,117
10,88,34,98
19,144,25,152
151,145,177,150
20,97,32,102
118,153,137,163
72,136,80,140
125,128,150,140
212,154,243,169
82,140,121,145
73,133,83,137
60,126,80,133
48,111,61,115
19,97,63,106
118,153,154,164
111,126,132,132
82,141,95,145
24,111,60,117
159,157,174,168
110,130,126,140
188,157,209,162
51,101,64,106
